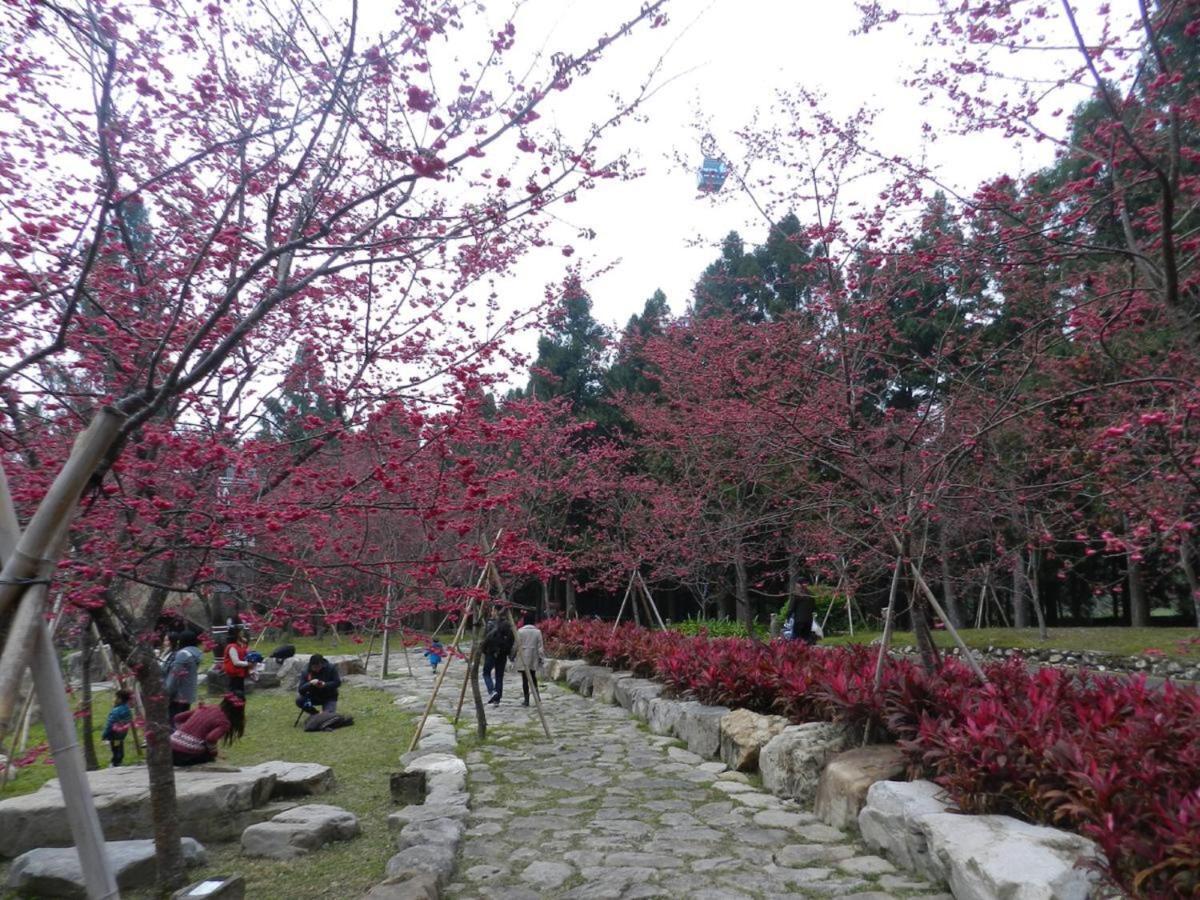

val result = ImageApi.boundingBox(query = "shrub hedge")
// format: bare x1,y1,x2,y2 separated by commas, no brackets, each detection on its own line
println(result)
541,618,1200,899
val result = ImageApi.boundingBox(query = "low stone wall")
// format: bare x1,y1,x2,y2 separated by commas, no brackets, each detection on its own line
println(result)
547,656,1109,900
892,642,1200,682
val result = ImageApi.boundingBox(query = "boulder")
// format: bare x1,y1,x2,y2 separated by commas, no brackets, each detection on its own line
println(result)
758,722,851,804
647,697,690,736
275,656,307,689
922,813,1103,900
240,803,359,859
858,779,956,878
613,677,658,713
242,761,335,798
547,658,585,682
565,664,611,697
630,682,664,721
5,839,205,898
386,844,458,885
365,872,440,900
675,703,731,759
592,670,633,705
814,745,906,830
272,653,365,690
719,709,789,772
0,764,277,857
205,668,276,695
395,816,466,851
404,753,467,800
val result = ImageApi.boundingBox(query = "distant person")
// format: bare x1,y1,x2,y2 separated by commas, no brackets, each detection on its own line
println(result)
170,695,245,766
481,610,515,705
781,585,818,645
163,631,204,723
222,628,251,696
513,614,546,707
424,639,445,674
296,654,342,714
101,689,133,767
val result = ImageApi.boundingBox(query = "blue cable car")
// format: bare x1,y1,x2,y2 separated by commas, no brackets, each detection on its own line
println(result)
697,156,729,193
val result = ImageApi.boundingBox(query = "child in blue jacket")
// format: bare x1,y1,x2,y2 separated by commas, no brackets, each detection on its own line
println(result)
101,690,133,766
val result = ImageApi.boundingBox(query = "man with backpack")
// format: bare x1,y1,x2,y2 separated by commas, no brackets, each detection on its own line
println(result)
480,608,515,705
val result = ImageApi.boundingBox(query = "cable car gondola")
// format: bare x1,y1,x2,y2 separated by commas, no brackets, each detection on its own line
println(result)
696,134,728,193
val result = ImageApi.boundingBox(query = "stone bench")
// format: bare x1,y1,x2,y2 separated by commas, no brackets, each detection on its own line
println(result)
5,839,206,898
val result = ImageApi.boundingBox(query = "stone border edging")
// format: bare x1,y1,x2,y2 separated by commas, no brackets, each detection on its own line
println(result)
546,657,1112,900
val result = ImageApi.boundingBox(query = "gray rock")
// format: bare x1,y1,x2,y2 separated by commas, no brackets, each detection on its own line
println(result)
775,843,857,867
630,683,665,721
612,677,657,711
386,843,458,885
719,708,789,771
396,815,465,850
240,804,359,859
404,753,467,798
666,745,705,765
922,813,1102,900
759,721,851,803
837,855,897,875
241,760,335,798
565,665,612,697
858,779,955,877
363,872,440,900
591,670,633,705
675,703,731,759
0,764,277,856
813,745,906,830
5,838,205,898
521,860,575,888
547,659,585,681
646,697,690,736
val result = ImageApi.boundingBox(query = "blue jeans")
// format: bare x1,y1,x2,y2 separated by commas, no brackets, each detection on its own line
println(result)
482,653,507,700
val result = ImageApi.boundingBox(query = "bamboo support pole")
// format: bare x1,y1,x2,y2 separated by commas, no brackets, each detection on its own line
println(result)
636,571,667,630
406,602,472,753
0,410,125,737
611,572,634,635
911,564,988,682
874,556,903,690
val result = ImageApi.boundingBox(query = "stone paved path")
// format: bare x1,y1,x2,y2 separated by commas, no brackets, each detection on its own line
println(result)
377,652,953,900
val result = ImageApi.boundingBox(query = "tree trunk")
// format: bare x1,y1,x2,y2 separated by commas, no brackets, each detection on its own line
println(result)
539,579,549,619
1010,550,1029,629
1180,538,1200,629
1027,548,1048,640
910,577,941,673
80,627,99,771
938,525,963,629
1128,550,1149,628
733,546,751,629
565,580,577,619
91,603,185,893
467,615,486,741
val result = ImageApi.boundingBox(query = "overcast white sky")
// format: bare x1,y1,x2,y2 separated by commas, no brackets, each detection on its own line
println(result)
466,0,1100,351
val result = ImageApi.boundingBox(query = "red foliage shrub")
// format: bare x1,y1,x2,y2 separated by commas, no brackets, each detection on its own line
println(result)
542,618,1200,898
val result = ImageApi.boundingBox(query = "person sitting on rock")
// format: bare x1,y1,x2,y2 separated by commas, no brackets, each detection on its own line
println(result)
296,653,342,715
170,694,245,766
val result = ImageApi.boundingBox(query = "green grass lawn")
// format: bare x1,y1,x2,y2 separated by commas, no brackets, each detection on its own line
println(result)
4,685,415,898
824,626,1200,661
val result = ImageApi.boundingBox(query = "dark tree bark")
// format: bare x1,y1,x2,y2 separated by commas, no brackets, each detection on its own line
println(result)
80,626,99,771
938,525,963,629
733,545,752,629
1011,551,1029,629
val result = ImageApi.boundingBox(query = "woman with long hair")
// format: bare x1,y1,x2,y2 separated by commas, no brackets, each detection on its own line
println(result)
169,694,245,766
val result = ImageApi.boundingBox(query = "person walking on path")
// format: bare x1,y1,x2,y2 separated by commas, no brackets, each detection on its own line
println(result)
170,694,245,766
481,609,515,705
424,638,445,674
101,689,133,767
163,630,203,724
296,653,342,714
513,614,545,707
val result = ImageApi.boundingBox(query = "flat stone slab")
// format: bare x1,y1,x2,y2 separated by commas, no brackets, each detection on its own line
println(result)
5,838,206,898
0,764,277,857
241,803,359,859
242,761,335,798
405,753,467,799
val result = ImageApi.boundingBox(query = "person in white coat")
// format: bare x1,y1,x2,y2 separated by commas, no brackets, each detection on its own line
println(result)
512,615,545,707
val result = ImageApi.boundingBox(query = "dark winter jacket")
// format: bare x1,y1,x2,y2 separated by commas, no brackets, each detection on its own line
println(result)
298,656,341,705
481,619,515,658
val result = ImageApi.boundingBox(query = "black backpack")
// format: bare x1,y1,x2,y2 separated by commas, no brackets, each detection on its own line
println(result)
303,711,355,732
